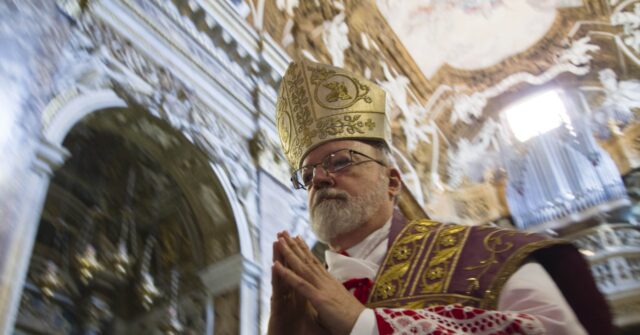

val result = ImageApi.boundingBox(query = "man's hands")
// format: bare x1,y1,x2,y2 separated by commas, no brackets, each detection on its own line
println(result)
269,231,365,335
268,232,327,335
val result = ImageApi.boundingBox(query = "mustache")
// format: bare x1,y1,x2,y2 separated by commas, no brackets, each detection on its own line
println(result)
312,189,349,207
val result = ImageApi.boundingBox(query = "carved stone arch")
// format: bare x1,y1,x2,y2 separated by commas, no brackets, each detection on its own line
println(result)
42,89,255,264
40,6,261,265
43,89,128,144
17,89,260,334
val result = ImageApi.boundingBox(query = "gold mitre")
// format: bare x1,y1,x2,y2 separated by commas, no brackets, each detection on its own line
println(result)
276,59,390,169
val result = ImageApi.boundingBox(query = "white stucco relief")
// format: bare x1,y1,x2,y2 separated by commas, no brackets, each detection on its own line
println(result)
377,62,411,120
586,68,640,137
275,0,350,67
447,119,505,187
376,0,563,78
448,36,600,126
321,11,349,67
611,2,640,65
276,0,299,16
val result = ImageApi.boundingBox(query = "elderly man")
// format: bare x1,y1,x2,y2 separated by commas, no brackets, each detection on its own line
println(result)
269,59,612,335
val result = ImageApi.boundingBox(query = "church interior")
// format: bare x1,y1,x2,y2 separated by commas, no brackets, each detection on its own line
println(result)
1,0,639,334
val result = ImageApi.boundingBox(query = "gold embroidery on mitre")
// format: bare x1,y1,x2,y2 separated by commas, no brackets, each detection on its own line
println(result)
322,81,351,102
275,59,389,169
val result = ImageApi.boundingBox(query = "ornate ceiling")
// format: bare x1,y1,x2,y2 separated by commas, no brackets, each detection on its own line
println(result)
377,0,565,78
2,0,638,333
246,0,640,222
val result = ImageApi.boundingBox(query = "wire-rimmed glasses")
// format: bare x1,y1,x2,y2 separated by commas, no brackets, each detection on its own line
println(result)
291,149,386,190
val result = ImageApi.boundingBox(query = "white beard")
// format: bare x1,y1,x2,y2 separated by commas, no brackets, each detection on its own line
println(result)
310,176,388,243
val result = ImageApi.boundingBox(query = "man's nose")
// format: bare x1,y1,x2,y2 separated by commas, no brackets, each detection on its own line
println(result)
311,165,334,189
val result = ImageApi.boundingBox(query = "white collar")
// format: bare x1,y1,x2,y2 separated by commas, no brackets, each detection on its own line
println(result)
345,219,392,259
325,218,392,281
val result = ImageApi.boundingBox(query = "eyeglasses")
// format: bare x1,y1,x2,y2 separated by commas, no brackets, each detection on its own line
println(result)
291,149,386,190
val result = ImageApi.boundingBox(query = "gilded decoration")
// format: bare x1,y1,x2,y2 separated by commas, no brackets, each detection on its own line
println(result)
276,59,388,169
417,225,469,294
258,0,633,217
480,239,565,309
308,65,373,108
429,8,580,91
463,229,521,295
392,245,410,261
260,0,433,99
368,219,441,304
316,115,376,138
367,219,566,310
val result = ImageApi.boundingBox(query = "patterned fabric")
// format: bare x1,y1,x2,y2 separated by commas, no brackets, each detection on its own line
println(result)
337,211,612,334
368,219,564,310
374,305,545,335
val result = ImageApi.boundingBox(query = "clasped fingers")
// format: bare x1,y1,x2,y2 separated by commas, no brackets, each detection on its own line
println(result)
275,233,332,283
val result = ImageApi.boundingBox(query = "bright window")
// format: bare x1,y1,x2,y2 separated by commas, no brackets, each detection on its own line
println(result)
504,90,570,142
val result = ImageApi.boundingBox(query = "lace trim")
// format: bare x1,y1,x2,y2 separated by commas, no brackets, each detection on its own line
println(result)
374,304,545,335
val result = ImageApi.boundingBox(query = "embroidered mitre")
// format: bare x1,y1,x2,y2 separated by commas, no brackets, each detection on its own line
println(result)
276,59,391,169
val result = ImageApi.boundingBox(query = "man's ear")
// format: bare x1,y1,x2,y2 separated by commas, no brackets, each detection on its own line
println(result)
387,167,402,197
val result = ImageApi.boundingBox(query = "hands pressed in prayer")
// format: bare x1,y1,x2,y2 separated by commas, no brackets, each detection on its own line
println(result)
268,232,327,335
270,231,365,335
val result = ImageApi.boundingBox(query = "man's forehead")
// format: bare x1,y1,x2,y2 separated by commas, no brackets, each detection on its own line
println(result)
302,140,371,165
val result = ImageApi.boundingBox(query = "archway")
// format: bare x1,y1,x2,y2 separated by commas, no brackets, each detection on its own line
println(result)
15,102,251,334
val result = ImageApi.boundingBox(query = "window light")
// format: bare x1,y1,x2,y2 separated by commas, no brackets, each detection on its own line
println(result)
504,90,570,142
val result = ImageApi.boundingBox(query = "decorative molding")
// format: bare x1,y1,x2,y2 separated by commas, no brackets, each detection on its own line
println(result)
446,119,504,188
448,36,600,126
87,0,257,137
56,0,88,18
56,8,261,230
426,10,583,92
392,146,426,205
209,164,255,262
569,223,640,258
30,138,71,177
588,68,640,138
566,224,640,296
130,0,256,95
41,89,81,132
260,32,293,80
611,1,640,66
193,0,260,60
320,11,350,67
43,89,128,144
250,129,290,187
599,123,640,174
198,254,261,296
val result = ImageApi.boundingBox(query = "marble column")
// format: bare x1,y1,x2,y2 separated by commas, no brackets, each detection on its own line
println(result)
0,137,69,335
0,1,72,331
